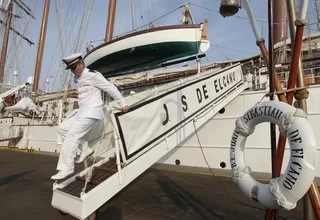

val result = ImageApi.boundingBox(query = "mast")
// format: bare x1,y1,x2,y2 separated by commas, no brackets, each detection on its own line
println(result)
33,0,50,92
105,0,117,42
0,0,14,83
315,0,320,31
273,1,288,45
268,1,279,219
131,0,136,30
287,1,320,219
273,0,288,64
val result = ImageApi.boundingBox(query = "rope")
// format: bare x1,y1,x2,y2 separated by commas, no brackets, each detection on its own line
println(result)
81,159,92,197
80,126,108,196
258,93,269,103
258,86,309,104
81,98,117,195
82,107,128,194
75,0,95,52
294,88,309,100
4,0,40,80
131,0,137,30
232,166,252,183
89,4,185,43
278,108,307,136
270,178,297,210
191,120,288,219
235,118,255,137
264,86,308,98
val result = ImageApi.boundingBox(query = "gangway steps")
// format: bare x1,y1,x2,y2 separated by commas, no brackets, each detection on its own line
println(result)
59,157,118,197
51,63,246,219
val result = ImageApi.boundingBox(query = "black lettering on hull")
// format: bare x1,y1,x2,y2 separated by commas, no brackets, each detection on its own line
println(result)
196,88,202,103
162,104,169,126
181,95,188,112
214,71,237,93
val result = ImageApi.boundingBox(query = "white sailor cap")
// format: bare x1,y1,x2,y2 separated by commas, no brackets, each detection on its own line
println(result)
62,52,83,70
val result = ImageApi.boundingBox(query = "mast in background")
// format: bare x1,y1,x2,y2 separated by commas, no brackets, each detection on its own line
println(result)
315,0,320,31
33,0,50,92
0,0,14,83
273,0,288,64
105,0,117,42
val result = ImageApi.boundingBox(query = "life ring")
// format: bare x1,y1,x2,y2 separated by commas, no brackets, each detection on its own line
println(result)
230,100,317,210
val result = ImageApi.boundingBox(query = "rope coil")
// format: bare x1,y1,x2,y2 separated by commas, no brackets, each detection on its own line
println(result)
235,118,255,137
294,88,309,100
232,166,252,183
278,108,307,136
270,178,296,210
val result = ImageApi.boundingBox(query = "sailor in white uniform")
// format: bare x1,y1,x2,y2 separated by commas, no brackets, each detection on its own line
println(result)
51,53,129,180
244,68,254,89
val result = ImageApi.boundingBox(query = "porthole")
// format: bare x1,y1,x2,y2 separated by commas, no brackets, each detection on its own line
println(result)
220,162,226,168
219,108,225,114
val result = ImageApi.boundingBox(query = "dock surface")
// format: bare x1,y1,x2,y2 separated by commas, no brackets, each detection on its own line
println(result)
0,150,306,220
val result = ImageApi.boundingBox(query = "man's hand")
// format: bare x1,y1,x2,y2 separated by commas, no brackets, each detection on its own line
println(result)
122,105,129,112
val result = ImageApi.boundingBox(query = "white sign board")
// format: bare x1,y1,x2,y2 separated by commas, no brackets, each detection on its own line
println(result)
114,64,244,160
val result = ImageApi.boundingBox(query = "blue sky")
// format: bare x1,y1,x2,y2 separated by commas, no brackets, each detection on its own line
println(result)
0,0,319,91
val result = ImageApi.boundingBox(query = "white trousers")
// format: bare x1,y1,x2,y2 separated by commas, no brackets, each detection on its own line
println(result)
56,115,99,171
57,116,88,151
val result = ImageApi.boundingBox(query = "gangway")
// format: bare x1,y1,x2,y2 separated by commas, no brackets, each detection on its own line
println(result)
51,63,247,219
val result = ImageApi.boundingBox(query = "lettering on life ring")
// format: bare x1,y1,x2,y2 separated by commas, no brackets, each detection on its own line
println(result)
230,101,317,210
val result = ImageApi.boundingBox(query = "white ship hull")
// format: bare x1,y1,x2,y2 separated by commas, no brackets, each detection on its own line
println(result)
157,84,320,178
1,67,319,179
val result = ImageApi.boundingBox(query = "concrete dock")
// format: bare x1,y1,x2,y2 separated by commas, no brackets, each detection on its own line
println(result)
0,150,307,219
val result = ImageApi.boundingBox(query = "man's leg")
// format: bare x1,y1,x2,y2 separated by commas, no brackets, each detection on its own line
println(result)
57,119,71,145
79,140,89,151
57,109,79,145
58,115,88,151
51,117,98,179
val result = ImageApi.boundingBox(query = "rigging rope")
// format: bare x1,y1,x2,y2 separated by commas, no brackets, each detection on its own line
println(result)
50,0,85,92
44,0,74,91
146,0,150,23
131,0,137,30
151,0,159,27
54,0,73,91
62,1,87,89
191,120,288,220
189,3,267,24
4,0,40,84
89,4,185,43
75,0,95,53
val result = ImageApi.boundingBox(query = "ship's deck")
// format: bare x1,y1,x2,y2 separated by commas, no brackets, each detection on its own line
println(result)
0,150,308,220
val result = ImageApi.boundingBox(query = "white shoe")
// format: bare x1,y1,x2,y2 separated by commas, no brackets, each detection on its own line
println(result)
51,170,74,180
75,148,94,163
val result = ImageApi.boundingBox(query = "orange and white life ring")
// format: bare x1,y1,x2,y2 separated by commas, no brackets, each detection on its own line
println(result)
230,100,317,210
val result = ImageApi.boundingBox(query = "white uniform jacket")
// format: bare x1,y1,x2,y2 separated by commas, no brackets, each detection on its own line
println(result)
74,68,126,119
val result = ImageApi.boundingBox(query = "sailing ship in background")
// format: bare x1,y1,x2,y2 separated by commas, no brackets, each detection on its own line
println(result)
0,1,214,148
0,0,36,97
0,0,319,181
